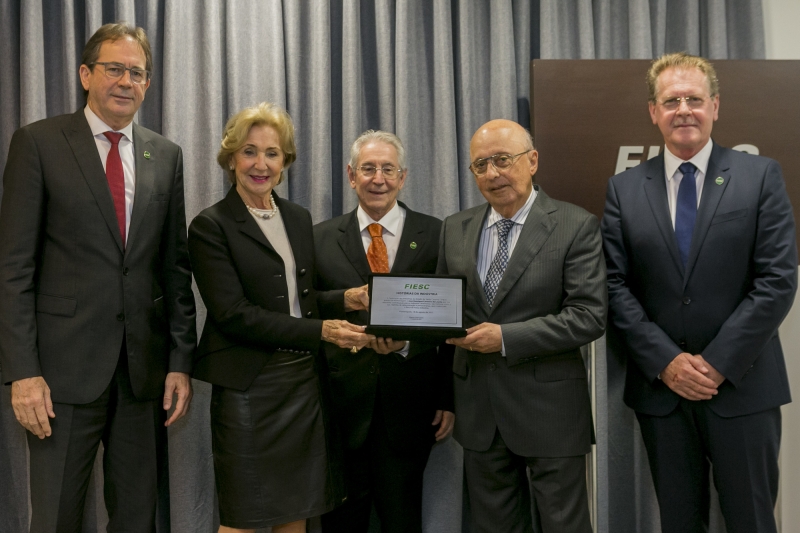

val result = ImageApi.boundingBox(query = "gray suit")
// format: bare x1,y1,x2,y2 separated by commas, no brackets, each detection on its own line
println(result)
437,185,606,532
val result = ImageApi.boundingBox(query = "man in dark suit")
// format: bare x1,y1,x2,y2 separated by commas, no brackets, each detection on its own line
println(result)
0,23,196,531
315,130,454,533
601,52,797,533
438,119,606,533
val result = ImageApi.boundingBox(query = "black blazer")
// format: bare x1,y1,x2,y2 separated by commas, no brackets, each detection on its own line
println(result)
437,187,607,457
0,109,196,403
602,142,797,417
188,188,323,391
314,202,453,455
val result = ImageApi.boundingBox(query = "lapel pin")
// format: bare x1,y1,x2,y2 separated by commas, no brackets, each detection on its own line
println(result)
410,242,417,250
715,176,724,185
143,151,151,159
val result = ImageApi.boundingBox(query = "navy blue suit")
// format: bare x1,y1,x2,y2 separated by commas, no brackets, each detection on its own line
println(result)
602,142,797,532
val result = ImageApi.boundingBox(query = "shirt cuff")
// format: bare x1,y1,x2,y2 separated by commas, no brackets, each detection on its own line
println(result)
395,341,411,358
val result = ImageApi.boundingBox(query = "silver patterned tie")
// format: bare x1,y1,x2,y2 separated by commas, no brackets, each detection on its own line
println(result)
483,219,515,307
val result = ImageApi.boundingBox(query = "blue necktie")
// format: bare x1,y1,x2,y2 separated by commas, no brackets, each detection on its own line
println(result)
675,162,698,267
484,219,515,307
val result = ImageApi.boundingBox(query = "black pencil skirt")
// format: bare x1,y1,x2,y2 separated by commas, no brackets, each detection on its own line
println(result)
210,350,343,528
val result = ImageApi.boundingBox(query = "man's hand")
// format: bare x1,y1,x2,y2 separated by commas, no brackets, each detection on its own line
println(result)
695,355,726,387
368,337,407,354
344,284,370,311
11,376,55,439
432,410,455,441
446,322,503,353
163,372,192,427
661,353,719,400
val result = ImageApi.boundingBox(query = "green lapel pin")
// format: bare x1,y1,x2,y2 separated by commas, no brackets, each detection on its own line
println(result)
715,176,724,185
143,151,151,159
410,242,417,250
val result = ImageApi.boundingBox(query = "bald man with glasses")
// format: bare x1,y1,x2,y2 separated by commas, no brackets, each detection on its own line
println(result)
437,119,606,533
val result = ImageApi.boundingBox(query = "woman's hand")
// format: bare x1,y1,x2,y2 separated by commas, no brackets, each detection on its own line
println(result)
321,320,375,349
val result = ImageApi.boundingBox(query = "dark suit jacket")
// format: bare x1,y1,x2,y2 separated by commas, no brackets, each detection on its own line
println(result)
314,202,453,455
0,109,197,404
188,188,324,391
602,142,797,417
437,186,607,458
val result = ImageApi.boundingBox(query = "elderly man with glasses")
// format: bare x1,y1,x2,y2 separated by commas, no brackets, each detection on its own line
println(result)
0,23,196,531
314,130,454,533
437,119,606,533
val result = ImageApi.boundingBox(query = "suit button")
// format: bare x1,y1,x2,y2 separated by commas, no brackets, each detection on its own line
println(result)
116,313,125,321
302,289,309,297
300,268,307,276
679,340,687,350
306,311,312,318
122,267,129,276
683,297,691,305
369,366,376,374
490,363,496,371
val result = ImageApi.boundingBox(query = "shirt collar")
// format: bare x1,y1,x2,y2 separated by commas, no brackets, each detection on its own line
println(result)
664,138,713,181
485,186,538,229
84,105,134,142
357,201,404,236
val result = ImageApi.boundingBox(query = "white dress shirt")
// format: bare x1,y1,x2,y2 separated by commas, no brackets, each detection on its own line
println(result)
84,106,136,239
663,139,713,229
356,201,409,356
475,187,538,356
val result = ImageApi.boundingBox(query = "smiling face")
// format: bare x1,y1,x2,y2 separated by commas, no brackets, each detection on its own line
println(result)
231,124,284,209
470,120,538,219
649,66,719,160
347,141,406,221
79,37,150,130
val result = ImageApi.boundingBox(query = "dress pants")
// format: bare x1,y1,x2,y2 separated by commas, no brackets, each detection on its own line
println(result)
637,400,781,533
462,430,592,533
320,400,432,533
27,345,167,533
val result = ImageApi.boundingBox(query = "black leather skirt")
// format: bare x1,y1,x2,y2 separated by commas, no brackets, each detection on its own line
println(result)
210,350,343,528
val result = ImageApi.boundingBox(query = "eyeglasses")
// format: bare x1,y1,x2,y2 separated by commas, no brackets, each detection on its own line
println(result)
356,165,402,180
469,150,532,176
657,96,708,110
90,62,151,85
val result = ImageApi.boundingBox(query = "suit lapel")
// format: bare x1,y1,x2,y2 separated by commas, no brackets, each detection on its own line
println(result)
225,189,278,255
684,143,730,285
391,202,425,273
126,124,154,251
64,110,124,253
643,155,684,275
462,204,491,316
338,210,372,283
490,188,556,311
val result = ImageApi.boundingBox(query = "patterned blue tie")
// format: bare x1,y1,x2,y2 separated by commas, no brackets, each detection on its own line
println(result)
484,219,515,307
675,162,698,267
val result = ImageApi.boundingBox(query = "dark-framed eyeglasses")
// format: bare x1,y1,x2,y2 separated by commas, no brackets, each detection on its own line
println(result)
356,164,402,180
657,95,708,110
90,62,151,85
469,150,532,176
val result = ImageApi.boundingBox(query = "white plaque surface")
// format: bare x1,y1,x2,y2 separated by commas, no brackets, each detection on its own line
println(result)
370,276,463,327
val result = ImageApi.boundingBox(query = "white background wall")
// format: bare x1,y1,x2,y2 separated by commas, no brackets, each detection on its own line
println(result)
763,0,800,530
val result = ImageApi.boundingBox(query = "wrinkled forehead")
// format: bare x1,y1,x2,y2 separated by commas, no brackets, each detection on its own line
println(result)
470,126,527,160
655,66,712,97
357,141,399,165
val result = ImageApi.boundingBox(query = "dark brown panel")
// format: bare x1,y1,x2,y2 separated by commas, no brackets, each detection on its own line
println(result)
530,60,800,252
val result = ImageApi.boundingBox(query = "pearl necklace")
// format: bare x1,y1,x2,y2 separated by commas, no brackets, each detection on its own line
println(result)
245,195,279,220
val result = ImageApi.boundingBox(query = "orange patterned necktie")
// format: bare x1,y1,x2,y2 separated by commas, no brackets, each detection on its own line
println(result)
367,223,390,273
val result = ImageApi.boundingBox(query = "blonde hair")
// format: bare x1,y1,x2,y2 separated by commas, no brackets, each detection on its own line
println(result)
646,52,719,102
217,102,297,185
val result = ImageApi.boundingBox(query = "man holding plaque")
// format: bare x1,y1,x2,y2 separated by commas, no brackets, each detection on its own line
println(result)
314,130,454,533
438,119,606,533
602,53,796,533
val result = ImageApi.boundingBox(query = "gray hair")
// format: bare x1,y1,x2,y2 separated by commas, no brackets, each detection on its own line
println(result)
348,130,407,170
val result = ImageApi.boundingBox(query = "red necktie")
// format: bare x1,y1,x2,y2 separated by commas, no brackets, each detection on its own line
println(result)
367,223,390,273
103,132,126,246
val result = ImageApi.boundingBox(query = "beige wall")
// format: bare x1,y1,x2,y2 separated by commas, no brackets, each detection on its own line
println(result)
764,1,800,531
